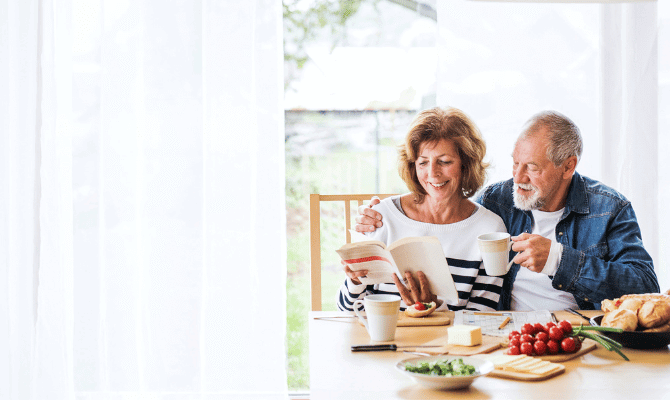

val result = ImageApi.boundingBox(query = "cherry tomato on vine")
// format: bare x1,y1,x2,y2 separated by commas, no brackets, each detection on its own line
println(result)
558,320,573,335
507,346,520,356
545,322,557,330
521,323,535,336
509,331,521,340
520,334,535,343
533,340,548,356
561,337,577,353
521,323,535,335
509,337,521,348
520,342,534,356
535,331,549,343
533,323,546,334
548,327,564,342
546,340,560,355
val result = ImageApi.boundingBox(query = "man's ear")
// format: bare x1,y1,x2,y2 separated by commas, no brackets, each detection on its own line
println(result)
562,156,578,179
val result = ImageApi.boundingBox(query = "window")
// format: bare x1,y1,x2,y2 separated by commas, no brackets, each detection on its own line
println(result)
284,0,438,391
285,0,670,392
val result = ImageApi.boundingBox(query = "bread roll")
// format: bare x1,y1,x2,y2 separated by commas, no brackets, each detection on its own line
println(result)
405,301,437,318
619,298,644,314
643,323,670,333
601,309,638,331
619,293,670,303
637,300,670,329
601,299,619,313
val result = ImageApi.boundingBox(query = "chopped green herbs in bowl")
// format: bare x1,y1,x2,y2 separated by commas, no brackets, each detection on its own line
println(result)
396,356,493,390
404,357,476,376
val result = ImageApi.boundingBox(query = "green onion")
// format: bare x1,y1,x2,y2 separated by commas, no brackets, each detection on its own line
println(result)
572,325,624,333
570,324,629,361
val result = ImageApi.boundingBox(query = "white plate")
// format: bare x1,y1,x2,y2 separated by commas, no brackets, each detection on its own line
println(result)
396,355,494,390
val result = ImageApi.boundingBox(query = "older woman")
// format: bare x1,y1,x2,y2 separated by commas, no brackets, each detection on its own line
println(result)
337,107,507,312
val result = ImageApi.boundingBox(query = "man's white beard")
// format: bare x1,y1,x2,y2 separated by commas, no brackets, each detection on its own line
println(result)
513,183,544,211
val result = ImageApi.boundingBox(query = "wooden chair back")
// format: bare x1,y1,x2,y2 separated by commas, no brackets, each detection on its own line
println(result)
309,193,396,311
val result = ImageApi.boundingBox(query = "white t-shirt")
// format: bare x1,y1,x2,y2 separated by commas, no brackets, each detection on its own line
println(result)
510,208,579,311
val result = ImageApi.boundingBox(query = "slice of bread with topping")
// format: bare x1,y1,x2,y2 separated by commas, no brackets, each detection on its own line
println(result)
405,301,437,318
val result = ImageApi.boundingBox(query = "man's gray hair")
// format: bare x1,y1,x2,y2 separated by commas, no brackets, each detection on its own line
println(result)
520,110,583,166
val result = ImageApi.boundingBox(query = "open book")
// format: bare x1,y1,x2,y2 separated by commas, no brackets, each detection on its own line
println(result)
336,235,459,304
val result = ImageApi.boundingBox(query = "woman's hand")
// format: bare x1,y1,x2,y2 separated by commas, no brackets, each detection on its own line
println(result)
392,271,439,306
355,196,383,232
343,261,367,285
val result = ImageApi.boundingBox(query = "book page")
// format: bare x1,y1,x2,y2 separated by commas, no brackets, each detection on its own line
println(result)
335,241,403,285
386,235,441,251
348,229,370,243
387,236,459,304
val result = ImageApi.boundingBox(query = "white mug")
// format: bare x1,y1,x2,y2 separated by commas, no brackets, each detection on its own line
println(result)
353,294,401,342
477,232,514,276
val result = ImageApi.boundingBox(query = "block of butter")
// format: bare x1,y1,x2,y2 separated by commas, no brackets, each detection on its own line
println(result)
447,325,482,346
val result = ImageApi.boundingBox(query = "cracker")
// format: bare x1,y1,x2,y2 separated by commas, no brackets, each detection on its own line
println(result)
488,354,526,368
515,360,550,373
503,358,542,372
528,363,562,375
503,356,536,368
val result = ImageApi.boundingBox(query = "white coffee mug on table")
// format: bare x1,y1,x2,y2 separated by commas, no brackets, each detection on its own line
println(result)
477,232,514,276
353,294,401,342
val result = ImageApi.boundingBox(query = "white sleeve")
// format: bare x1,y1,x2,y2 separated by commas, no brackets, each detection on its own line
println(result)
336,278,368,311
540,241,563,276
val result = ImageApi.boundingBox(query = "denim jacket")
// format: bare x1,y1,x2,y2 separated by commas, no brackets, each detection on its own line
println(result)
477,172,659,310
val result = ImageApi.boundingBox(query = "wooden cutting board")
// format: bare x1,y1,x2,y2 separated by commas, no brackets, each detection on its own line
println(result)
356,311,452,327
488,364,566,381
447,335,503,355
400,334,503,355
472,354,567,381
397,311,451,326
497,338,598,361
471,338,597,381
535,339,597,361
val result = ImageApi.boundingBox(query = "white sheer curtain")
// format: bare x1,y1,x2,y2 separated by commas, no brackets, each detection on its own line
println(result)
436,0,668,290
600,2,659,284
2,1,75,398
1,0,287,399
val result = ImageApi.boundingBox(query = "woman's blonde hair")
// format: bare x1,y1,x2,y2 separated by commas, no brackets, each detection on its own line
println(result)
398,107,488,202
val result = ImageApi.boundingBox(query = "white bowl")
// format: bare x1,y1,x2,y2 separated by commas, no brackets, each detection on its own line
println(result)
396,355,494,390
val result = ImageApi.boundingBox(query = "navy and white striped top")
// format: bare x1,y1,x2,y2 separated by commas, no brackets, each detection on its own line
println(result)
337,195,507,312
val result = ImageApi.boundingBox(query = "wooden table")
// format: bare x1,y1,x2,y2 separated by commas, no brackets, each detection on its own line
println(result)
309,310,670,399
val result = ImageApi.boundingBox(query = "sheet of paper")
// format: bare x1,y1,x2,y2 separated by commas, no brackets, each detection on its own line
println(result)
454,310,556,337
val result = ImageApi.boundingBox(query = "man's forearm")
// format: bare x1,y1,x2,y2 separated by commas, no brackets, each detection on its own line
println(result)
552,245,659,304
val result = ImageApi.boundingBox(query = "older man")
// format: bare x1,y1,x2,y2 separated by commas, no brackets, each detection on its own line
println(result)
357,111,660,310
